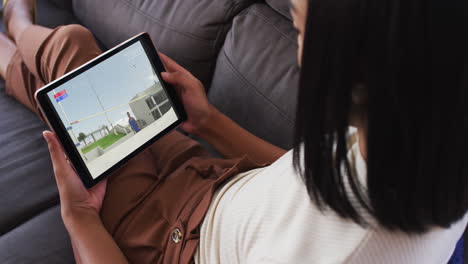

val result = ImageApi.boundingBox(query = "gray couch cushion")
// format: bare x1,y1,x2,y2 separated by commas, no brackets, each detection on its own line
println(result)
0,1,77,261
72,0,256,88
1,0,78,29
0,83,60,235
0,206,73,264
208,4,300,149
39,0,74,15
266,0,292,20
37,0,78,28
0,0,79,236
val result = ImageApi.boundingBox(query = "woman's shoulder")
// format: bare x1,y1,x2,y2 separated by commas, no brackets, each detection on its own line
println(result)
225,144,466,263
222,149,371,262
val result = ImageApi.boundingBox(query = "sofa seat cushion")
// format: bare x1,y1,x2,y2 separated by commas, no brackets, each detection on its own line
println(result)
0,206,73,264
0,0,80,235
72,0,257,88
0,80,72,264
43,0,73,13
208,4,300,149
0,82,61,235
0,1,78,262
37,0,77,26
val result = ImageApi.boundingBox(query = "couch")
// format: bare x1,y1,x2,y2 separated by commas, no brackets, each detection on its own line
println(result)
1,1,465,263
0,0,299,262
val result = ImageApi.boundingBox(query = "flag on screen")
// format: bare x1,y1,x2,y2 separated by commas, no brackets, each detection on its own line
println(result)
54,90,68,102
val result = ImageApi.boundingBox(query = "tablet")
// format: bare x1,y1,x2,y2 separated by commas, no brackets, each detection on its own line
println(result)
35,33,187,188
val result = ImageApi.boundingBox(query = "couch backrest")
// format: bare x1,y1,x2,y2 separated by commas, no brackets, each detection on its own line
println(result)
73,0,300,150
266,0,293,20
208,3,299,149
48,0,73,12
72,0,256,88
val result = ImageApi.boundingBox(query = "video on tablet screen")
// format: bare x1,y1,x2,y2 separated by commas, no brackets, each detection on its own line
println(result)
47,41,179,179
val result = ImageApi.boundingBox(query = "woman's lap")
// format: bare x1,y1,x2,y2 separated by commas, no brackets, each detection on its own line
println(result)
3,22,213,234
3,23,269,262
101,131,212,234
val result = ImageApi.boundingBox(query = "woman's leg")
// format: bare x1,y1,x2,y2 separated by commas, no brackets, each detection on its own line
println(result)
101,131,212,234
3,0,35,43
1,1,216,245
1,1,100,115
0,32,15,78
3,24,101,117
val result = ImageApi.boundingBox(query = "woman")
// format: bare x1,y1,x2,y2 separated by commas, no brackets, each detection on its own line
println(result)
1,0,467,263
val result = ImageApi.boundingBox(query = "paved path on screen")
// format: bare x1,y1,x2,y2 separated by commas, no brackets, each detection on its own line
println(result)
86,108,178,178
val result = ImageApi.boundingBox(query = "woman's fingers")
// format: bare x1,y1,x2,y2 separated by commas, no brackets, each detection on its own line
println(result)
43,131,80,191
43,131,68,179
161,71,191,93
159,53,188,74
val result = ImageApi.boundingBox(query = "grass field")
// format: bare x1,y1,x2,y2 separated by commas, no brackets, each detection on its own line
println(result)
81,133,126,154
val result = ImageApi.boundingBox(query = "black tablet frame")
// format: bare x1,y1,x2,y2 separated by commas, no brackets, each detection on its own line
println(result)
35,33,187,188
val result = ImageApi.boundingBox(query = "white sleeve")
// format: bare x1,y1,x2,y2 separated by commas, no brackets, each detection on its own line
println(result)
224,159,369,263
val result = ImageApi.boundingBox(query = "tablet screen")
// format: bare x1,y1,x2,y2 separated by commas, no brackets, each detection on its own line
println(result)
45,41,179,179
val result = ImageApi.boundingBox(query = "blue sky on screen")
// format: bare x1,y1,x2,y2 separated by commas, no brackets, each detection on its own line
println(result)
47,42,161,135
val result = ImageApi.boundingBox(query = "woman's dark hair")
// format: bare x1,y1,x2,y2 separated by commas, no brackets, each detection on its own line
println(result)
293,0,468,233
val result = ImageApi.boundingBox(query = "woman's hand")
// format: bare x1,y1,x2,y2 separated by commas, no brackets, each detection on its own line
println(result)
43,131,107,225
159,53,286,164
159,53,214,135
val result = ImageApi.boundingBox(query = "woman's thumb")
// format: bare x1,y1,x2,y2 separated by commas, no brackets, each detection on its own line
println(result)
43,131,67,171
161,71,191,88
161,72,175,83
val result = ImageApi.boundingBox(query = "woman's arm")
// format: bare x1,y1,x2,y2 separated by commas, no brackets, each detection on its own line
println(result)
197,106,286,163
43,131,128,264
65,210,127,264
159,54,287,164
71,238,82,264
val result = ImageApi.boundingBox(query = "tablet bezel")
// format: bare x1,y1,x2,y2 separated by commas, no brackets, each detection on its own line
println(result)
35,33,187,188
